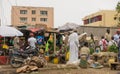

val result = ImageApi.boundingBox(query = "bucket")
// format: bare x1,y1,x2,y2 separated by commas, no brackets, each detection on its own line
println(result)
53,57,59,64
65,52,69,61
45,56,49,62
108,58,115,67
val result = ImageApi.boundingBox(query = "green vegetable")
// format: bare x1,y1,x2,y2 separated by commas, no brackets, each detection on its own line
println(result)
108,45,118,53
90,48,94,54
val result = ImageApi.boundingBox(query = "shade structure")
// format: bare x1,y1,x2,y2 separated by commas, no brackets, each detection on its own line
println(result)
28,28,40,32
0,26,23,37
58,23,79,31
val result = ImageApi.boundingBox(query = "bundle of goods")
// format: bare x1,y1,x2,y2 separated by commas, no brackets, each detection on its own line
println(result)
92,52,117,66
80,55,87,68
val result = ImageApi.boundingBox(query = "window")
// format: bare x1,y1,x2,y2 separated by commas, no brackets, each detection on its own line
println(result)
20,10,27,14
97,15,102,21
20,17,27,22
32,18,36,21
40,11,48,15
84,19,89,24
84,15,102,25
32,10,36,14
89,18,92,23
91,17,95,23
40,18,48,22
84,20,87,24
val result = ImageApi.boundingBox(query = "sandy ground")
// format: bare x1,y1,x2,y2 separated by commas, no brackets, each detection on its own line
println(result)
32,68,120,74
0,64,120,74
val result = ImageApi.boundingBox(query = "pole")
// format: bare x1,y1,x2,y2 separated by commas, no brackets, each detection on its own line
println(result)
0,0,2,26
0,18,1,26
54,33,56,54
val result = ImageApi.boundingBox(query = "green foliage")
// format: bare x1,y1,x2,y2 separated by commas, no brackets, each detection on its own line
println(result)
108,45,118,53
116,2,120,13
90,48,94,54
56,46,59,51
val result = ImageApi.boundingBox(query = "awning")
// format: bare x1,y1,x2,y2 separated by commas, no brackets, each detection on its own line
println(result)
28,28,40,32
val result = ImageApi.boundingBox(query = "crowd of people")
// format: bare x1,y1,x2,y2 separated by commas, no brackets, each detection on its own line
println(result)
0,28,120,65
65,28,120,65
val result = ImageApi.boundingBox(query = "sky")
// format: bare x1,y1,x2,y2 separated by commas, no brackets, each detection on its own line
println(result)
0,0,120,28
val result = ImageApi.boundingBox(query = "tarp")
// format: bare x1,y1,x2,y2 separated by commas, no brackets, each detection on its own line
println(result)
58,23,79,31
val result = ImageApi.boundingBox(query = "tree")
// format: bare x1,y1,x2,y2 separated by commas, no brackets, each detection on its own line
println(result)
116,2,120,13
115,2,120,27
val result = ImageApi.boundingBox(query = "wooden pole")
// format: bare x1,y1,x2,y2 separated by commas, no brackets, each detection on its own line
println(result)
54,33,56,54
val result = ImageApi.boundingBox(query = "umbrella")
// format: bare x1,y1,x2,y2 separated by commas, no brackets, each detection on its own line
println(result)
0,26,23,37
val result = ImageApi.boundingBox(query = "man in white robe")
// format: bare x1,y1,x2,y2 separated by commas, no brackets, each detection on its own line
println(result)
67,30,80,64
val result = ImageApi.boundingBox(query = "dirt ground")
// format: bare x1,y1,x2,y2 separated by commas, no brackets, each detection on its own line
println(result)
0,64,120,74
33,68,120,74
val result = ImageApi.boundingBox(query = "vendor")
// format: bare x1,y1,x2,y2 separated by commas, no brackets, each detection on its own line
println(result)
79,42,90,60
13,36,20,50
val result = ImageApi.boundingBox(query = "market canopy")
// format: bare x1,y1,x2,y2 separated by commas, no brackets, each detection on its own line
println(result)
0,26,23,37
27,28,41,32
58,23,79,31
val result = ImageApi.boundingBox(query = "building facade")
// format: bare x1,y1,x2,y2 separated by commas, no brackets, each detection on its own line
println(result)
82,10,117,27
11,6,54,28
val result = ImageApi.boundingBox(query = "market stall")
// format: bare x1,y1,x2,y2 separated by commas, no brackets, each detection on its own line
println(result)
0,26,23,64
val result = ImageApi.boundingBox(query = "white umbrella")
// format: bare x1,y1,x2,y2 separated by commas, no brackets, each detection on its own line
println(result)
0,26,23,37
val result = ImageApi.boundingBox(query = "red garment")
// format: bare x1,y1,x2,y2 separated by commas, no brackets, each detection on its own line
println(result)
102,39,107,51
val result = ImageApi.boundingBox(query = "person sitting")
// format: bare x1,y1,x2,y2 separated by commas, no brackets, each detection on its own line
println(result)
57,44,66,64
79,42,90,60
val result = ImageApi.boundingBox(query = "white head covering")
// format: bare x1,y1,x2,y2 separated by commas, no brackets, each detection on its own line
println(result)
79,32,87,40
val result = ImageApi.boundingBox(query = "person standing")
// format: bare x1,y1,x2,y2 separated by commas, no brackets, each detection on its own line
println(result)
114,30,120,44
28,33,37,49
105,29,112,42
13,36,20,50
67,30,80,64
99,36,108,51
108,36,117,47
64,32,69,46
36,31,45,46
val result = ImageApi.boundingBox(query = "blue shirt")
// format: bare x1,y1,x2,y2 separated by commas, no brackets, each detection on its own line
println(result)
114,34,120,43
36,36,44,45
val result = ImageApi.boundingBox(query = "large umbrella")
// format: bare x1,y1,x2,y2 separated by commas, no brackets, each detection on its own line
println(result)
0,26,23,37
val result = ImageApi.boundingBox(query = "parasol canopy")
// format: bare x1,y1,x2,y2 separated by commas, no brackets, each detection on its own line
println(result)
0,26,23,37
